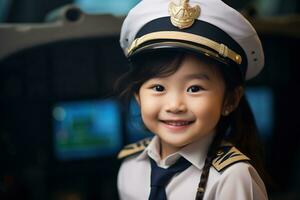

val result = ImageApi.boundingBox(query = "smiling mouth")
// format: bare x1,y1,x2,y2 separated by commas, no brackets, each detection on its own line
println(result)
160,120,194,126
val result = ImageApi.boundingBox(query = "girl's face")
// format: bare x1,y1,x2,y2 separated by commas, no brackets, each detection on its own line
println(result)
135,54,226,158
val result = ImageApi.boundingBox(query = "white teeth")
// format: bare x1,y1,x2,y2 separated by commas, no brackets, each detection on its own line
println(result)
164,121,191,126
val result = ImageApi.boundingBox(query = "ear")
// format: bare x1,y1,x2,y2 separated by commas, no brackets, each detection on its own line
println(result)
222,86,244,116
134,93,141,106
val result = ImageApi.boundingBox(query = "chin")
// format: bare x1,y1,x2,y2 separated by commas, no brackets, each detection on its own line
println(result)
160,135,192,148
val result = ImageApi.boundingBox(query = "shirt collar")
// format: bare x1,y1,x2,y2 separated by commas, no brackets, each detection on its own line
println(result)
136,135,159,161
136,133,215,170
178,133,215,170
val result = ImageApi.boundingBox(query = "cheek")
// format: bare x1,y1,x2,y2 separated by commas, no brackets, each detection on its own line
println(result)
190,96,223,122
139,96,161,127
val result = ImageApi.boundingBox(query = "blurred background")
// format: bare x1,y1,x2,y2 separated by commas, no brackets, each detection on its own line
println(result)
0,0,299,199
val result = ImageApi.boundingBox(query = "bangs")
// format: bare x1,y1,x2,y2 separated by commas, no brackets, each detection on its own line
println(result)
130,50,186,79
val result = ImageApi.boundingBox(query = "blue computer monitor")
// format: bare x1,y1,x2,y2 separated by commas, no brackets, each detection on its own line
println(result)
52,99,122,161
126,99,153,143
245,86,274,140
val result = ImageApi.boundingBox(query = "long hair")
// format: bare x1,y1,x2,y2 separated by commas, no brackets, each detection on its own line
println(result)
115,49,267,182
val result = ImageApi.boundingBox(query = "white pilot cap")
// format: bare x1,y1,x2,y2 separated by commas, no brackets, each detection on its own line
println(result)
120,0,264,80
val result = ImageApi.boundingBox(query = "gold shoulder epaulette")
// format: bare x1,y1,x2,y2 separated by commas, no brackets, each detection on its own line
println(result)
117,137,152,159
212,144,250,172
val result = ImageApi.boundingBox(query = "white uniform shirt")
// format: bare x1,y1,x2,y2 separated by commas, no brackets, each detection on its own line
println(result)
117,135,268,200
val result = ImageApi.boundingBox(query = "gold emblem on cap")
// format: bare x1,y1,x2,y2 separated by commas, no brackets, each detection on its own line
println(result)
169,0,200,29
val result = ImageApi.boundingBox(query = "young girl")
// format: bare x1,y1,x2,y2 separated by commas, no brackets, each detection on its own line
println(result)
116,0,268,199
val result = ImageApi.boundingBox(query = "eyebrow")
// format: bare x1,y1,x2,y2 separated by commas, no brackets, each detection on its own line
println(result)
184,73,210,81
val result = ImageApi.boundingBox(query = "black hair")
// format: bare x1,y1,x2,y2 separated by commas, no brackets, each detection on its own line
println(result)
115,49,268,196
116,50,185,103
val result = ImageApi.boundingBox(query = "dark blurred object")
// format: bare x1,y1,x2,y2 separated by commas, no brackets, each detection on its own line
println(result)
0,131,31,200
0,5,125,200
249,15,300,39
0,0,12,22
245,15,300,200
224,0,300,16
0,175,31,200
240,4,258,18
6,0,73,23
223,0,255,10
0,4,123,61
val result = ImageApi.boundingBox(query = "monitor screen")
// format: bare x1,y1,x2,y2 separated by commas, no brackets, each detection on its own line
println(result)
127,99,153,143
245,86,274,140
52,99,122,160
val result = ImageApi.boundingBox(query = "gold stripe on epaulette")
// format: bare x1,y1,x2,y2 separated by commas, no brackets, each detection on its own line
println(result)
117,138,152,159
212,146,250,172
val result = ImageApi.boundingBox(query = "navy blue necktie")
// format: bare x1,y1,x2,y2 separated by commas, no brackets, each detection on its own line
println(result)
148,156,192,200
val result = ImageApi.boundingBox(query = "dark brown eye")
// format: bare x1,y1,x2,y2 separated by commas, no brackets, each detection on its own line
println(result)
187,85,202,93
152,85,165,92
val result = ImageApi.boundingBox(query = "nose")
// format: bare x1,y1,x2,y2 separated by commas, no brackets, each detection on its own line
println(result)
165,94,187,114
